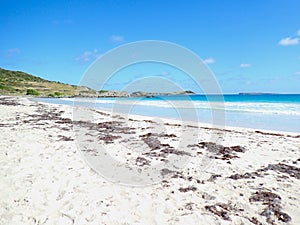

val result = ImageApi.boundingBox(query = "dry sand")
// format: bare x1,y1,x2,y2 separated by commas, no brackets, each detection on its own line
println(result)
0,96,299,225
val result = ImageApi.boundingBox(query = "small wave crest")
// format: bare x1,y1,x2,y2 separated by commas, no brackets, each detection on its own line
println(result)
64,98,300,116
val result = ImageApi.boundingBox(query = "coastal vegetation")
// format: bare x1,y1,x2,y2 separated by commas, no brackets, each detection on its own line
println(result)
0,68,97,97
0,68,195,98
26,89,40,96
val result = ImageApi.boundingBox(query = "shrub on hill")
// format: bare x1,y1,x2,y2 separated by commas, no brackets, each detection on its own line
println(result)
26,89,40,96
54,91,63,96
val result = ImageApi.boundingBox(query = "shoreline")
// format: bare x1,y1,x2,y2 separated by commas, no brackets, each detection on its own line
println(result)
1,96,300,224
32,96,300,136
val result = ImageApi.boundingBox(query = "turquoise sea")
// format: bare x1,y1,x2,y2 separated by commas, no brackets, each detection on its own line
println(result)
36,94,300,133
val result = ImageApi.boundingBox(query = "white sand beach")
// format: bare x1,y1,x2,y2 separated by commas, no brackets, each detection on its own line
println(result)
1,96,300,225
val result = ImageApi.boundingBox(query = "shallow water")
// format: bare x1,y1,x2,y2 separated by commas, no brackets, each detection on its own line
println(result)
36,94,300,132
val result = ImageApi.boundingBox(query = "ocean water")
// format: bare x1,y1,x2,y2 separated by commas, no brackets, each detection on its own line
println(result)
36,94,300,133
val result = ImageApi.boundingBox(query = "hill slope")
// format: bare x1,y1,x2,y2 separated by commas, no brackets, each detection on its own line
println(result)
0,68,98,97
0,68,195,97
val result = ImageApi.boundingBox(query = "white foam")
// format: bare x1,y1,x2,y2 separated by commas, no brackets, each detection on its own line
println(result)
61,98,300,116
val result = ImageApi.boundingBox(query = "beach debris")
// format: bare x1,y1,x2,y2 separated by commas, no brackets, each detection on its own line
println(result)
229,162,300,180
164,122,180,127
112,115,125,119
128,118,138,121
57,135,74,141
160,168,177,176
187,143,200,148
140,132,190,158
0,123,12,127
249,191,291,223
143,119,155,123
91,109,110,116
160,133,177,138
229,145,246,152
98,134,121,144
201,192,216,200
287,134,300,138
207,174,221,182
254,130,284,136
204,203,231,221
160,169,187,181
178,186,197,192
61,212,75,224
185,124,198,128
135,156,150,166
293,158,300,164
205,202,255,222
229,172,261,180
248,217,262,225
171,172,186,180
160,148,191,156
198,142,246,160
249,191,281,203
184,202,195,210
258,163,300,180
161,180,173,189
55,118,73,124
140,133,161,150
0,97,22,106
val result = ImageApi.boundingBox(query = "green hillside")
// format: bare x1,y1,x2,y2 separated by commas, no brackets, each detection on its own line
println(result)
0,68,98,97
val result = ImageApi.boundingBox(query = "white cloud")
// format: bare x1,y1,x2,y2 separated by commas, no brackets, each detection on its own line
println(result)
278,37,299,46
203,57,215,64
295,71,300,75
110,35,124,43
240,63,251,68
75,49,100,64
297,29,300,36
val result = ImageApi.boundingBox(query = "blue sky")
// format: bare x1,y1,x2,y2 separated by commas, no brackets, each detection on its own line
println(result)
1,0,300,93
